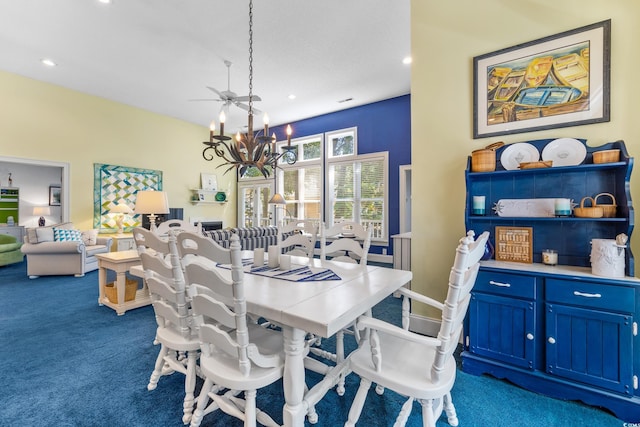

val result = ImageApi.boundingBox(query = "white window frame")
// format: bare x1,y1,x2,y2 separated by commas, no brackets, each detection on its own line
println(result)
325,151,389,244
325,127,357,160
276,133,324,225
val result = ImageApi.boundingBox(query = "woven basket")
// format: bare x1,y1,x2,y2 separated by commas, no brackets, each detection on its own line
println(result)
574,197,604,218
105,278,138,303
594,192,617,218
471,142,505,172
593,149,620,164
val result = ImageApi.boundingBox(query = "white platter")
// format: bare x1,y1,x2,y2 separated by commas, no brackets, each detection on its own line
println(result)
500,143,540,170
541,138,586,167
493,198,556,217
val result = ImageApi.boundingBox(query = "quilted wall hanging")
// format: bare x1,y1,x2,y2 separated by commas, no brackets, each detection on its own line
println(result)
93,163,163,232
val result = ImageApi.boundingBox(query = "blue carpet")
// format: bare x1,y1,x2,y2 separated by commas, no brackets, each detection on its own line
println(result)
0,260,622,426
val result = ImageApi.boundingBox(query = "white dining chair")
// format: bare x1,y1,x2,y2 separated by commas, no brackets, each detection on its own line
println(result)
278,219,319,261
344,230,490,427
320,221,372,265
183,234,286,427
156,219,202,236
312,221,374,395
132,227,200,425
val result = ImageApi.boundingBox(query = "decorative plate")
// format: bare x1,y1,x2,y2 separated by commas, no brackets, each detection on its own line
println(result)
493,198,556,217
214,191,226,202
541,138,587,167
500,143,540,170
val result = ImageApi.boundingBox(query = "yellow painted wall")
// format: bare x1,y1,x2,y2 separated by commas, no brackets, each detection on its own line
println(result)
411,0,640,316
0,70,236,231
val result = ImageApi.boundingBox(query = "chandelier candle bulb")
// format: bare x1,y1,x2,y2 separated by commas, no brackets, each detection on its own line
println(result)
219,111,225,135
209,120,215,138
286,125,292,145
263,113,269,136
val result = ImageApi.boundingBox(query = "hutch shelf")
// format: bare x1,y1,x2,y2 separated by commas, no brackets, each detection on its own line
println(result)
462,138,640,422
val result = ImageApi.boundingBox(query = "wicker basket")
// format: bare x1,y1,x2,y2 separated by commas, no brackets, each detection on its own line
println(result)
573,197,604,218
105,278,138,303
471,142,505,172
593,149,620,164
594,192,617,218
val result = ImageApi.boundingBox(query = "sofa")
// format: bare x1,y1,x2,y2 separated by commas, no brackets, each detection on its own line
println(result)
203,226,279,251
0,234,24,266
21,222,112,278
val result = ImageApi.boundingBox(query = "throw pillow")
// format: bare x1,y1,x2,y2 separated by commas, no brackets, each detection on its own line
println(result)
34,227,55,243
53,228,82,242
81,229,99,246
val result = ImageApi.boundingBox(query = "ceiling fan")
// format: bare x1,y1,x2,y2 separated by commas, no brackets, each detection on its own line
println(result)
191,60,262,114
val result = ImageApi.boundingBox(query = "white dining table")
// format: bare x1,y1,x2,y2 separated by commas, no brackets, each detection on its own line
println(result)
231,253,413,427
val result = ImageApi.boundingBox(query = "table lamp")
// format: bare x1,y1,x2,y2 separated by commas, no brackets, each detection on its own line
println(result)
134,190,169,231
268,192,293,223
111,202,132,234
33,206,51,227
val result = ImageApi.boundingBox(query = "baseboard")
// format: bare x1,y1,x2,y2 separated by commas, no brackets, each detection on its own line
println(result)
407,312,441,337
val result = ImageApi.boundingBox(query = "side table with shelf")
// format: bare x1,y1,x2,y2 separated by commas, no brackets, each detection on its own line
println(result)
99,232,135,252
462,138,640,422
95,250,150,315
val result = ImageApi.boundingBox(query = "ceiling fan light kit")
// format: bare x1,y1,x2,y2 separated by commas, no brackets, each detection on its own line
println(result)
201,0,296,178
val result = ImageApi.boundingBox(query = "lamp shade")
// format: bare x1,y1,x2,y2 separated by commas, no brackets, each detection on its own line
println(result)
33,206,51,216
268,192,286,205
134,191,169,215
111,202,132,214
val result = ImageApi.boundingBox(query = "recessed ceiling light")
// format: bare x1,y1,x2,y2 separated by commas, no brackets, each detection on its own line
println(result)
288,94,296,100
41,58,57,67
97,0,112,4
402,56,412,65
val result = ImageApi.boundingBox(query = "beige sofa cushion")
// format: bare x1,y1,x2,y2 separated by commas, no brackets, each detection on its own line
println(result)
26,222,74,244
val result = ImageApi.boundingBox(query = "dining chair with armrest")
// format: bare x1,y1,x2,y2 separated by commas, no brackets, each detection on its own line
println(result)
344,230,490,427
132,227,200,425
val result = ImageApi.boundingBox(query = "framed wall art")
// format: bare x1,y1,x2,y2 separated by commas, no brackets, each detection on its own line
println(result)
474,19,611,139
49,186,61,206
93,163,163,231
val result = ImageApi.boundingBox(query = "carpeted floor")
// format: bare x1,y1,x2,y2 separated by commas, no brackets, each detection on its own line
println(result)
0,260,623,426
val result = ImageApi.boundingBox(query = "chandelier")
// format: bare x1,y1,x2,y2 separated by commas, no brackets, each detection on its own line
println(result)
202,0,297,178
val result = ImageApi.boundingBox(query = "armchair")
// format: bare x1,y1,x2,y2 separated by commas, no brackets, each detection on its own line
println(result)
21,222,112,278
0,234,24,267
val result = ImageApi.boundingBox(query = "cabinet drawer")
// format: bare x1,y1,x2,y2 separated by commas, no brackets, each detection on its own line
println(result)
546,279,635,313
474,271,536,299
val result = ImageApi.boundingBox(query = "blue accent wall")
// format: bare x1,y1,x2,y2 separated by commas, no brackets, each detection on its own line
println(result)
269,94,411,255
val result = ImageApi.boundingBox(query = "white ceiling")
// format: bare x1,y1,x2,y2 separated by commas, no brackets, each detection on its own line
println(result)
0,0,411,133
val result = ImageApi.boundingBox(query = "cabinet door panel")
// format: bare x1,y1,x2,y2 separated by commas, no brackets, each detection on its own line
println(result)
469,293,536,369
546,303,634,394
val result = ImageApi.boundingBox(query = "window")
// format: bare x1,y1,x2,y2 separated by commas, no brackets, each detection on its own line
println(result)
325,127,357,159
326,152,388,242
276,134,323,224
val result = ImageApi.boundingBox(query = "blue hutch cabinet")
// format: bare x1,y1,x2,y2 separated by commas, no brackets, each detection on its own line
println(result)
462,138,640,422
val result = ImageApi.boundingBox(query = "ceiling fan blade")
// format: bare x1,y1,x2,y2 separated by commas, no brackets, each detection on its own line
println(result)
188,98,223,102
234,95,262,102
236,102,262,115
206,86,225,98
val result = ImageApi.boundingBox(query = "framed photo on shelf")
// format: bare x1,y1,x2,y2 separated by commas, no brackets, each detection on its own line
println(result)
473,19,611,139
201,173,217,191
49,186,61,206
495,226,533,263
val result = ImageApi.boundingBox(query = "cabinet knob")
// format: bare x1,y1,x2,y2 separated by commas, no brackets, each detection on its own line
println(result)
526,333,534,340
548,337,556,344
